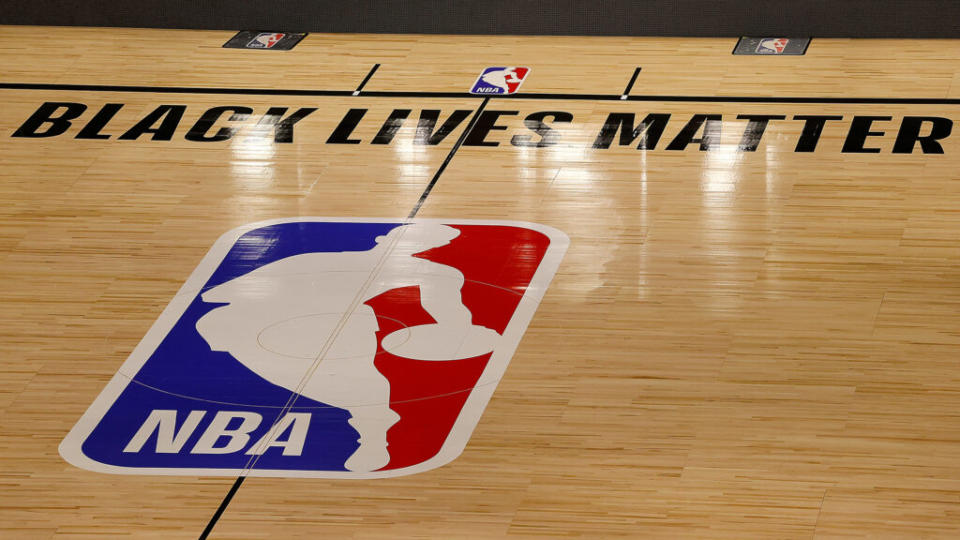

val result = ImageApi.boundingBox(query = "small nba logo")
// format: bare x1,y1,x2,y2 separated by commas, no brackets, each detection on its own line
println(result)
470,67,530,95
756,38,789,54
247,32,285,49
60,218,567,478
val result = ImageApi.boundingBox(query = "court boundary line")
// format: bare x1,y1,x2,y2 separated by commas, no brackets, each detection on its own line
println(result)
3,82,960,104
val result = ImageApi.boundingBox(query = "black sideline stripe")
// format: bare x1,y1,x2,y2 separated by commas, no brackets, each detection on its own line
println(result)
3,82,960,104
0,83,352,97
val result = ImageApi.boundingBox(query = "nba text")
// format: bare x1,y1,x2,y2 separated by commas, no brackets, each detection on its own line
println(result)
124,409,311,456
11,101,955,154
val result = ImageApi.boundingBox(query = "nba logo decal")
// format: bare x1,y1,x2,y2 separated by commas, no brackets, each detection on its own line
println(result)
223,31,307,51
757,38,789,54
470,67,530,95
247,32,285,49
60,218,568,478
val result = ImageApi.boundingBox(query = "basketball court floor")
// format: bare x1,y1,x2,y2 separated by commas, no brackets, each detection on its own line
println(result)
3,26,960,538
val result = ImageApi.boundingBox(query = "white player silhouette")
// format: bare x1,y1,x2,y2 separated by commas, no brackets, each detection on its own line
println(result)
481,67,523,93
195,223,500,472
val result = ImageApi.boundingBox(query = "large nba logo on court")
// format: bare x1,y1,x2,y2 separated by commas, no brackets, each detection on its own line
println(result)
60,218,567,478
470,67,530,95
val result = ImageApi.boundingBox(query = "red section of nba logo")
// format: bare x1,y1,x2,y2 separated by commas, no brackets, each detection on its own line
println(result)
502,67,530,94
368,225,550,470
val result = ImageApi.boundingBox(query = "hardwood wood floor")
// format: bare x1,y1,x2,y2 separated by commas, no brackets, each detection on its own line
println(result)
3,25,960,538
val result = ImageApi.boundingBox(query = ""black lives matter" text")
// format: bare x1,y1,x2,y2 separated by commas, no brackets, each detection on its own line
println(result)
12,102,954,154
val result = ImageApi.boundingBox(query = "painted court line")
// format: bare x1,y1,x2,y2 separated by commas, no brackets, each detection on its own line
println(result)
353,64,381,96
4,81,960,104
621,67,642,100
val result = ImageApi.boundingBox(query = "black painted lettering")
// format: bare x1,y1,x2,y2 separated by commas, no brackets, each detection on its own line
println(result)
371,109,411,145
185,106,253,142
793,115,844,152
591,113,670,149
511,111,574,147
463,110,519,147
75,103,124,140
12,102,87,138
893,116,953,154
118,105,186,141
842,116,892,153
256,107,316,143
666,114,722,151
415,110,473,145
737,114,786,151
326,108,367,144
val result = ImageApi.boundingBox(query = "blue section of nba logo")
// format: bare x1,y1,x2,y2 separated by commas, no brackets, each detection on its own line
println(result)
80,222,402,471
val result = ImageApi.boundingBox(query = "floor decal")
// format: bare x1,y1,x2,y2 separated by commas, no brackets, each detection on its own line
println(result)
60,218,568,478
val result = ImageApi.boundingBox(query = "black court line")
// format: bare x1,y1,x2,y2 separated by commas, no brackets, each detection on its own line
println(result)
365,92,960,104
199,476,245,540
0,82,352,97
620,67,642,100
5,82,960,104
408,96,491,218
353,64,380,96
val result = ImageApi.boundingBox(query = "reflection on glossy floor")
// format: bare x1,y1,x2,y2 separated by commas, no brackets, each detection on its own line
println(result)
4,26,960,539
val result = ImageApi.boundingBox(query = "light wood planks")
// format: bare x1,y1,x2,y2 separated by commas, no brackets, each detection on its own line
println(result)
2,25,960,538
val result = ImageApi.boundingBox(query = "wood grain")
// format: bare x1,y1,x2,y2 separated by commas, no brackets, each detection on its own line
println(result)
2,25,960,538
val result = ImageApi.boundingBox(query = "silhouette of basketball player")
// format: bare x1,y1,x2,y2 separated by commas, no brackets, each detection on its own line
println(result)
195,223,499,472
481,67,523,93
